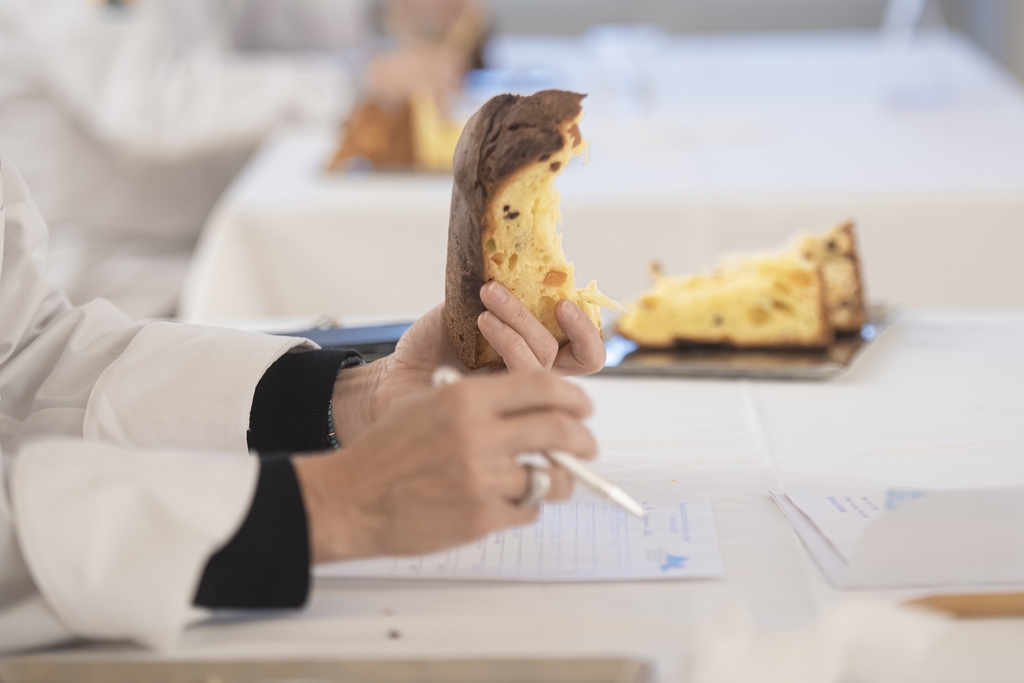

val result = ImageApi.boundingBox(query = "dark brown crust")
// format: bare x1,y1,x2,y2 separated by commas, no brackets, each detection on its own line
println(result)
444,90,585,369
833,221,866,333
809,262,836,347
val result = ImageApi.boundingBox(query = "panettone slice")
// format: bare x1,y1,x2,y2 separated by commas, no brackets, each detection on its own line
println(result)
617,252,833,349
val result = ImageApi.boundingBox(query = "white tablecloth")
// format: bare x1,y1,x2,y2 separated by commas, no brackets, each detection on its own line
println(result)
181,31,1024,323
29,310,1024,682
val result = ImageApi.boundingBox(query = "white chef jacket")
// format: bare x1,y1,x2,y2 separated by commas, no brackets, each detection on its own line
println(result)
0,158,312,652
0,0,361,316
0,0,355,239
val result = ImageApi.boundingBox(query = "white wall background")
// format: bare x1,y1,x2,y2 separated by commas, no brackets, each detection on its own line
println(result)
941,0,1024,83
487,0,1024,85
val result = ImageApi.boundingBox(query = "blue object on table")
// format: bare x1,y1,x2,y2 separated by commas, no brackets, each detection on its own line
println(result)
278,323,412,361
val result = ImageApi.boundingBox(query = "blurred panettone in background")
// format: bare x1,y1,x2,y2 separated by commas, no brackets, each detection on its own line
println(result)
329,99,413,170
328,0,489,172
328,90,463,171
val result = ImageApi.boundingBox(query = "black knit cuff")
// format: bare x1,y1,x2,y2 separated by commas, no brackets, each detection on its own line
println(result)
247,349,363,453
194,456,309,609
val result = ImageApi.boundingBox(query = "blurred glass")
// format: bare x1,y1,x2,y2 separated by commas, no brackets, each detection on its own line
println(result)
583,24,668,120
882,0,956,109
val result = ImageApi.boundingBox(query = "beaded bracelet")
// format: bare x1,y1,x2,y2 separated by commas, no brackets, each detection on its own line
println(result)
327,351,366,450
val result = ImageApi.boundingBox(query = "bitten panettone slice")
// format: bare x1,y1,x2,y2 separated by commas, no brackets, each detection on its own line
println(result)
444,90,617,370
791,221,866,332
617,252,833,349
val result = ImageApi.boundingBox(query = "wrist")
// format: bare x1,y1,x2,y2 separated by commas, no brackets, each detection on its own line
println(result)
292,449,381,563
330,359,386,444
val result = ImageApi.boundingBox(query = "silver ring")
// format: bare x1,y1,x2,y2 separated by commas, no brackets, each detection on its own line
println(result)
517,465,551,508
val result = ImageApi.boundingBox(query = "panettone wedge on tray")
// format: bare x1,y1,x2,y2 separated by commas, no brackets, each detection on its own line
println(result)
617,252,833,349
617,223,868,350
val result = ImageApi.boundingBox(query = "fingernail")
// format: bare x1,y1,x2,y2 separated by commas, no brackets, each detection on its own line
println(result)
479,311,504,329
562,301,581,321
484,281,508,304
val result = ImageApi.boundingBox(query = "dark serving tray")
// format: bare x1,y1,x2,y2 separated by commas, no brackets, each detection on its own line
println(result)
599,307,891,380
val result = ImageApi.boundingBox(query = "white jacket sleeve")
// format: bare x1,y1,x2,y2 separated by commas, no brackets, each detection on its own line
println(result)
0,159,310,455
0,158,311,650
0,446,75,652
1,440,259,652
9,0,351,162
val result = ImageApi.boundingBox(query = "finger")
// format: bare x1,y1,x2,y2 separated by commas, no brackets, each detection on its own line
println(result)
499,463,576,503
479,282,560,369
477,311,545,373
500,501,542,530
459,372,593,420
497,411,599,462
493,466,574,529
551,300,607,376
544,465,575,501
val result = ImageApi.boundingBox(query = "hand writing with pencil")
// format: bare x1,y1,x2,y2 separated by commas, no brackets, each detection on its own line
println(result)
293,372,596,562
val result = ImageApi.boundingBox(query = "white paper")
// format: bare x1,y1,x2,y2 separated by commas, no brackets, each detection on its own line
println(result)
770,490,850,586
772,488,1024,588
784,490,887,561
317,494,722,581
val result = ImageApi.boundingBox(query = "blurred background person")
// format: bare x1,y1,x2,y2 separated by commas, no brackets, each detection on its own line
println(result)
0,0,367,318
0,0,484,320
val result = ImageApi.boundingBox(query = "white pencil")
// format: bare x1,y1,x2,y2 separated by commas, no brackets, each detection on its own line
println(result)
431,366,646,518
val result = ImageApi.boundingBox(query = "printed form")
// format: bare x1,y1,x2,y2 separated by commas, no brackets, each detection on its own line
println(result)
780,490,889,560
769,488,1024,588
317,494,722,581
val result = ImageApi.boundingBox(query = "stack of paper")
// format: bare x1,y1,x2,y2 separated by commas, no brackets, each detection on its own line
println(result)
772,489,1024,588
318,494,723,582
